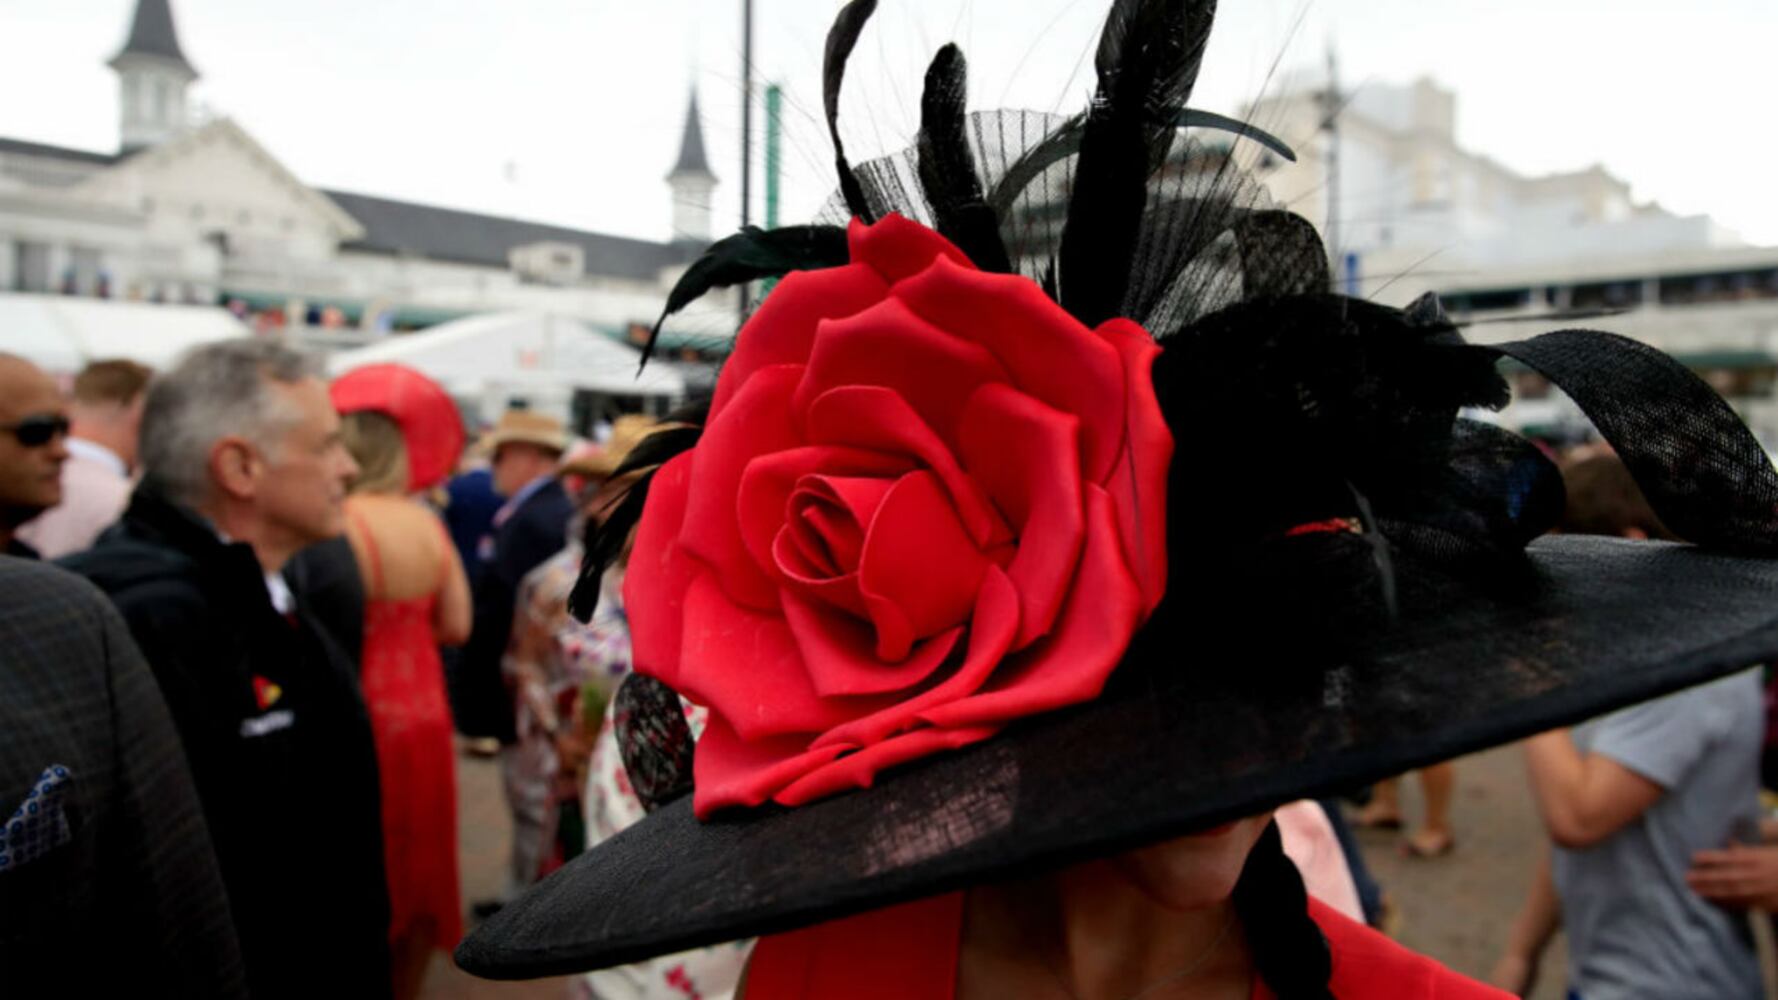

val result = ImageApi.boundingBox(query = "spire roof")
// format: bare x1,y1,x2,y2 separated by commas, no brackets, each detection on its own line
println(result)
668,91,715,180
110,0,197,77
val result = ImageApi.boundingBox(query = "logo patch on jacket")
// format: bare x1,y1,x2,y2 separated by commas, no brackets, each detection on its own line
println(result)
252,676,283,711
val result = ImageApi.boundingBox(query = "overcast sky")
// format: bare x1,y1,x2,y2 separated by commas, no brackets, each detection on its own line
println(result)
3,0,1776,246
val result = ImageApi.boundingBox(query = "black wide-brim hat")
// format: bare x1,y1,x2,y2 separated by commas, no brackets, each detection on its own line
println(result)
460,0,1778,978
463,538,1778,977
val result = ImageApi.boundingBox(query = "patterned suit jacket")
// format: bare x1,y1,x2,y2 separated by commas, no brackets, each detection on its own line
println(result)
0,555,245,996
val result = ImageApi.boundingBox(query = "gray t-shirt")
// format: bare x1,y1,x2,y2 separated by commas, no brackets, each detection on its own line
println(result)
1552,668,1764,1000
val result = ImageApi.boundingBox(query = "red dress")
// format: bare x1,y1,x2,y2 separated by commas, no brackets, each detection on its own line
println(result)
747,893,1507,999
352,509,463,950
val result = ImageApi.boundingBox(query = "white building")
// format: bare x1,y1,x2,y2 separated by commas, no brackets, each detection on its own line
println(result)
0,0,730,417
1243,76,1778,445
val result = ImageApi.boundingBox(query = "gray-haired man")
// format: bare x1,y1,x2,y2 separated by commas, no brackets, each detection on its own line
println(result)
62,340,393,1000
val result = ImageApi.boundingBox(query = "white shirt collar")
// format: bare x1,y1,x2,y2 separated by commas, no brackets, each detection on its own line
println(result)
66,437,126,477
265,571,296,616
209,522,296,615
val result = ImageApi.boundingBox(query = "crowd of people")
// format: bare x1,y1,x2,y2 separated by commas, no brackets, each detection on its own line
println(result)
0,325,1774,999
0,343,685,997
0,8,1775,992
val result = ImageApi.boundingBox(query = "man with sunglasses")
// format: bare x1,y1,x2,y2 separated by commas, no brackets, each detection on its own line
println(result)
0,354,70,558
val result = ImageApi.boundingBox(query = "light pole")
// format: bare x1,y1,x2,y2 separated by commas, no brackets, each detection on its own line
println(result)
738,0,755,320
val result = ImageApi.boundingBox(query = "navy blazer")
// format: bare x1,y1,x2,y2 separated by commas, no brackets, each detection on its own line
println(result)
456,477,574,742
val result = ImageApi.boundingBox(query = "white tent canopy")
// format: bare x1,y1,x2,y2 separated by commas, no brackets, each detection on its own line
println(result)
0,293,249,375
327,311,685,425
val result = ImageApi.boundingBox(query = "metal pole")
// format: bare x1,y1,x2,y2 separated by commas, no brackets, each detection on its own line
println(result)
1322,41,1341,288
738,0,755,319
765,83,782,229
761,83,784,298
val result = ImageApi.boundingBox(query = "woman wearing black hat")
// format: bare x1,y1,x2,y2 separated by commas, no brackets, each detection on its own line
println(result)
457,1,1778,996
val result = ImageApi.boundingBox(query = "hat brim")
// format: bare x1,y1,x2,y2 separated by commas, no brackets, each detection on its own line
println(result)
483,431,570,455
458,535,1778,978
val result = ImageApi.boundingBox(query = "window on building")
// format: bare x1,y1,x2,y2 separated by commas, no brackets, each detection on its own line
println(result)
1570,281,1643,310
68,246,102,296
12,241,50,293
154,78,170,124
1444,287,1531,314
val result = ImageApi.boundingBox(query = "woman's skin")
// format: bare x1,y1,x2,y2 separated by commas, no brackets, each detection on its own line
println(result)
955,813,1274,1000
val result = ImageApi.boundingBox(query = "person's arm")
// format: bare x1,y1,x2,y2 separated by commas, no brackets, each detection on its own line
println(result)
432,527,472,647
1490,846,1560,997
1688,844,1778,909
1523,728,1665,849
98,596,248,997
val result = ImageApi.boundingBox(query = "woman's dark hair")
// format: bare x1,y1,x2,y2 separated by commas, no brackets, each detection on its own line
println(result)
1231,820,1335,999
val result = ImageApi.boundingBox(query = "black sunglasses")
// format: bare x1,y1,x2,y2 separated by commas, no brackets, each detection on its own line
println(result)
1,414,71,447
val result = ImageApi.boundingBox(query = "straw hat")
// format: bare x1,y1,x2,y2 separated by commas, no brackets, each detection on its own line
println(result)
481,409,569,456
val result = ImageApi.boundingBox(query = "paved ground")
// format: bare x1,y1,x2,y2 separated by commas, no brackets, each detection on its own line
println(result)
1344,746,1567,1000
424,743,1567,999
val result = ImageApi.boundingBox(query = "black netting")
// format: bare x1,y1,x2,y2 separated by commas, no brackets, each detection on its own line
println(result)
1490,331,1778,555
819,110,1280,335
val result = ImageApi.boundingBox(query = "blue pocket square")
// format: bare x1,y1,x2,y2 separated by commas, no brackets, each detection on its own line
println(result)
0,765,73,873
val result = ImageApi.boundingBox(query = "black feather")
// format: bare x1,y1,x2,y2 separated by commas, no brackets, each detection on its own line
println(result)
642,225,850,369
611,426,703,481
917,45,1012,272
823,0,879,223
569,470,654,622
1059,0,1217,325
1176,108,1295,161
568,425,706,622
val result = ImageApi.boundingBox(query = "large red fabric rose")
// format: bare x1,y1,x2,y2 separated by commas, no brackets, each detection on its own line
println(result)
625,214,1173,818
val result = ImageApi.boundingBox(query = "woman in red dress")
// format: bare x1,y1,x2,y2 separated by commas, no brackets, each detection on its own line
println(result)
334,372,471,1000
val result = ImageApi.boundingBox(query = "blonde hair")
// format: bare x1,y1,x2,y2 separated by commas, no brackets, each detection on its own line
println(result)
341,410,410,495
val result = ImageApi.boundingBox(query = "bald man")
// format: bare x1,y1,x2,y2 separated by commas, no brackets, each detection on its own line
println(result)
0,354,70,557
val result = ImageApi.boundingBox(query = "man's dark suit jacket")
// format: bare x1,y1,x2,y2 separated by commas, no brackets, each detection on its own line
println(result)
62,491,392,1000
456,476,573,742
0,555,246,997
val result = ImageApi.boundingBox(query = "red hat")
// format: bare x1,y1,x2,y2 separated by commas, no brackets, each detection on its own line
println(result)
329,363,465,492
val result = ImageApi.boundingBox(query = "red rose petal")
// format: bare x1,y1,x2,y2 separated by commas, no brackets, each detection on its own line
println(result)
711,265,888,421
811,565,1020,751
690,713,849,818
773,723,1000,808
958,382,1085,649
772,531,868,618
805,385,1011,550
782,592,964,698
681,364,805,612
792,297,1010,452
857,471,990,660
790,503,861,577
1096,317,1172,614
624,451,699,689
736,445,914,582
894,256,1127,483
919,486,1142,731
848,213,974,285
674,573,859,741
